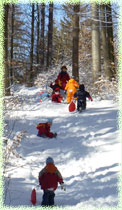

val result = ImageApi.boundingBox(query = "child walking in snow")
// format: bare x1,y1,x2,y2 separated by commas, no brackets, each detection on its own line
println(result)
38,157,65,207
36,119,57,138
74,84,93,112
51,88,63,103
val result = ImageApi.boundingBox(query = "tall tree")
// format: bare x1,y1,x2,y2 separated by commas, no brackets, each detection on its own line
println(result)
91,3,101,83
106,4,116,77
72,4,80,82
28,3,35,86
8,4,30,84
10,4,15,85
40,3,45,66
100,5,113,80
36,3,40,67
4,4,10,96
47,3,53,67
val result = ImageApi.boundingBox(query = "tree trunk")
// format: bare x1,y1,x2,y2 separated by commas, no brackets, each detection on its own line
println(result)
72,4,80,82
91,3,101,83
100,5,113,80
28,3,34,86
4,4,10,96
10,4,15,85
40,3,45,66
106,4,116,77
47,3,53,67
37,3,40,67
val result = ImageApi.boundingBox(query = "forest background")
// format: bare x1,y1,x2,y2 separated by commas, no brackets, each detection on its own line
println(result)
2,0,121,97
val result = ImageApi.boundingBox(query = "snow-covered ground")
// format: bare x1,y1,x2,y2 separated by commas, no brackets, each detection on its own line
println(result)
4,85,121,209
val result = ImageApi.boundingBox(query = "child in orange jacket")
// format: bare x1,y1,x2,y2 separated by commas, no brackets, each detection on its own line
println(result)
65,77,79,104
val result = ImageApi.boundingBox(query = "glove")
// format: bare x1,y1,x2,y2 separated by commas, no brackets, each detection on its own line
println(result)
60,182,66,191
88,96,93,101
53,133,57,138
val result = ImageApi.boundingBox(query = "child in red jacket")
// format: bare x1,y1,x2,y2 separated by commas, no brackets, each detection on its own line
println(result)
36,119,57,138
51,88,63,103
38,157,65,206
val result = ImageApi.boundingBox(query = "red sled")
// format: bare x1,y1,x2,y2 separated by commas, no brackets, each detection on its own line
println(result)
69,101,76,112
31,188,36,205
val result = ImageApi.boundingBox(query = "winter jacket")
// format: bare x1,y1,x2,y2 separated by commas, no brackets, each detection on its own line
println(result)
38,163,63,191
36,123,54,138
74,87,93,102
40,91,50,102
55,71,70,90
65,78,79,103
51,93,63,103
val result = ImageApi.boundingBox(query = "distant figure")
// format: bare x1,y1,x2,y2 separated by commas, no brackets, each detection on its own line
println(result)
65,77,79,104
51,88,63,103
39,91,50,102
50,82,60,92
39,85,52,102
74,84,93,112
36,119,57,138
38,157,65,207
55,65,70,90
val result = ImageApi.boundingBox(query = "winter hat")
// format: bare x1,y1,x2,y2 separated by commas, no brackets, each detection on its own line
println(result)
55,88,60,92
79,84,85,91
47,118,53,124
61,65,67,71
46,157,54,164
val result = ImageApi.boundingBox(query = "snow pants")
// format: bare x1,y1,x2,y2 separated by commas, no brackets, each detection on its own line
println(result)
66,90,77,104
41,190,55,206
77,100,86,111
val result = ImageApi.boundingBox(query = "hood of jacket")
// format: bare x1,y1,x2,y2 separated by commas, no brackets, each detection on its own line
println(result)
68,78,75,83
45,163,57,173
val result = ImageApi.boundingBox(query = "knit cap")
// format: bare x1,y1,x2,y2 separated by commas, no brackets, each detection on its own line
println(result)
46,157,54,164
47,118,53,124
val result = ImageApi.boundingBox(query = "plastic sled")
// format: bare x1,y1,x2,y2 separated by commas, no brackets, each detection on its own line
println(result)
69,101,76,112
31,188,36,205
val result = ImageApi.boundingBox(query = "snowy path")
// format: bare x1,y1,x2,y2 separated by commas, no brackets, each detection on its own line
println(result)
4,86,121,209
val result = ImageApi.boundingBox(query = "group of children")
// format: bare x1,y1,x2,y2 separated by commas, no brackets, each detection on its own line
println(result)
50,65,93,110
36,66,93,206
40,65,93,111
